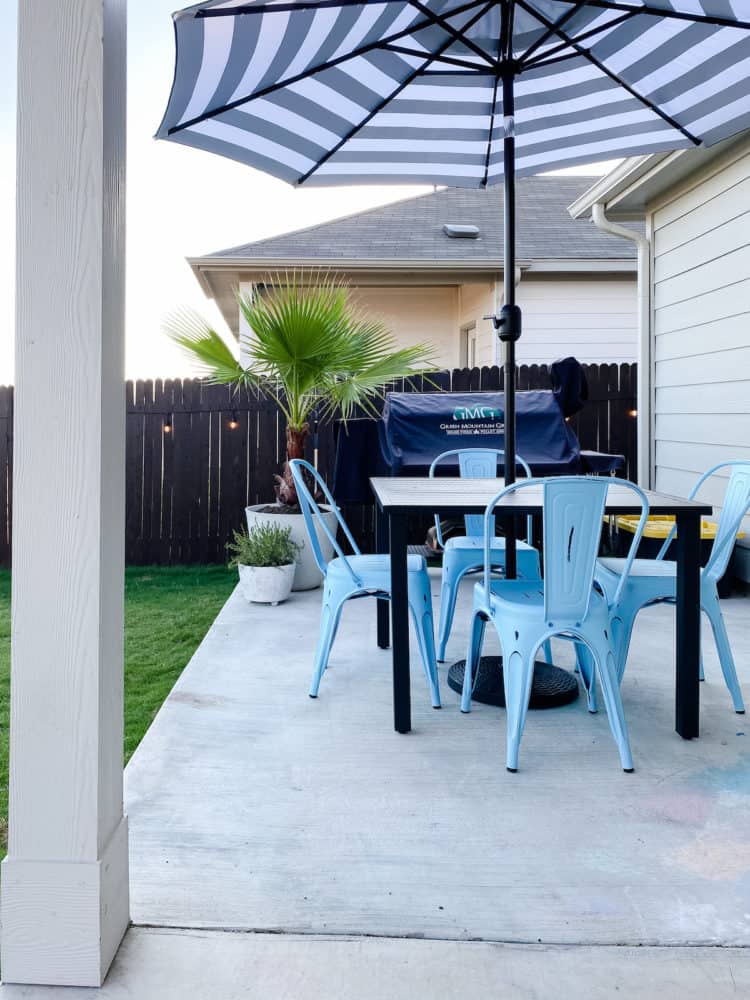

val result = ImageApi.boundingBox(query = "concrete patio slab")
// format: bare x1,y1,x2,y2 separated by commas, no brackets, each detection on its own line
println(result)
124,573,750,948
3,927,750,1000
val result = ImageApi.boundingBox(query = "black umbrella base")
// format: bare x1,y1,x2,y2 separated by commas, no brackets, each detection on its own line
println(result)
447,656,579,709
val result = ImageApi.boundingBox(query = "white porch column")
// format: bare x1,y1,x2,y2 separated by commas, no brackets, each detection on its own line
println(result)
2,0,129,987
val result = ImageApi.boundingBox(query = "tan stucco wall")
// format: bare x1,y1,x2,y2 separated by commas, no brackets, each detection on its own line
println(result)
351,285,460,369
458,281,497,366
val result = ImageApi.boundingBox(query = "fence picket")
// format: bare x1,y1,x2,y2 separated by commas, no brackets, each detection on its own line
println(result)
0,365,636,566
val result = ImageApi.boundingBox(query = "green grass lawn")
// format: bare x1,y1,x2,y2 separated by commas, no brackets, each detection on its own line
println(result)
0,565,237,851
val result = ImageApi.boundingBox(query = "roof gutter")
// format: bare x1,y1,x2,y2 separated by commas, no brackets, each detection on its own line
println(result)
568,153,672,220
189,256,636,274
591,204,651,488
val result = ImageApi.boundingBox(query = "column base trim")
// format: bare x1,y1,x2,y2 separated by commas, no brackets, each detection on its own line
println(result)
1,814,129,987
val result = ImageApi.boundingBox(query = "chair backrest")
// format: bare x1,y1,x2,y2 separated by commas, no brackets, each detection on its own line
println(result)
429,448,533,544
289,460,362,585
672,461,750,584
481,476,649,625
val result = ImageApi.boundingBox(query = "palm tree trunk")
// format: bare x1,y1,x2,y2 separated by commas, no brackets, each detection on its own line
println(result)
274,423,309,506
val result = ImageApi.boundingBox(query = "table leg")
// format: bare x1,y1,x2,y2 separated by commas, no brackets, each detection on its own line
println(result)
675,510,701,739
376,504,390,649
389,511,411,734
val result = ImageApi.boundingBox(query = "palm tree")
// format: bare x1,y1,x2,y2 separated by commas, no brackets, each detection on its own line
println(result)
165,276,436,506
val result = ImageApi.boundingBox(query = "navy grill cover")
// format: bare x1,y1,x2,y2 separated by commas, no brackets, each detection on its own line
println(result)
378,391,580,477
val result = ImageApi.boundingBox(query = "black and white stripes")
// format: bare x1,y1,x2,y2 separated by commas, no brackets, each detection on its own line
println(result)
157,0,750,186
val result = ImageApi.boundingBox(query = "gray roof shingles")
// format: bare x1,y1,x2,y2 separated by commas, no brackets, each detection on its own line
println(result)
205,176,636,264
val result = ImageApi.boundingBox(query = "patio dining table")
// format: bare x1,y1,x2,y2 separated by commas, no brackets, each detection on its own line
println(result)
370,476,712,740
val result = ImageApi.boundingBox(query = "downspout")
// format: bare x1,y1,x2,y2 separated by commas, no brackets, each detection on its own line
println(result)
591,203,652,488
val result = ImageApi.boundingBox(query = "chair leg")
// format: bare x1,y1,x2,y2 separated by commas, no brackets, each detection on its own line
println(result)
502,644,536,773
704,594,745,713
575,641,598,713
461,612,487,713
541,639,552,665
309,586,346,698
610,601,639,683
437,555,463,663
409,593,441,709
589,635,634,772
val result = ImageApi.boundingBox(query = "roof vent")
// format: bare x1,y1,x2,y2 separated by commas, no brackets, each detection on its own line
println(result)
443,223,479,239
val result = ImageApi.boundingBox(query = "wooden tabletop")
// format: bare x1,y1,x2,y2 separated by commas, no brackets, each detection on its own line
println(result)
370,477,712,517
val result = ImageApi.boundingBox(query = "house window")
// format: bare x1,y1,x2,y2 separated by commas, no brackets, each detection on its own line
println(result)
460,322,477,368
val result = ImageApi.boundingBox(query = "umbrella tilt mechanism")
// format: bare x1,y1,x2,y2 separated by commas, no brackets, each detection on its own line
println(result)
493,303,522,343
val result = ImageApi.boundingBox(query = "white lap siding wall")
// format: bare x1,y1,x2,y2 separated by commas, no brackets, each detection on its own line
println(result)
649,142,750,581
516,276,637,366
457,275,637,368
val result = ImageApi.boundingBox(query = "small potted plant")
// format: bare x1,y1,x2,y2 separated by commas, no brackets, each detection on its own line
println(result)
227,522,302,606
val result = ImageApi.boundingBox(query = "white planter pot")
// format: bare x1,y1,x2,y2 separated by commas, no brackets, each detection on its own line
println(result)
238,562,295,605
245,504,338,591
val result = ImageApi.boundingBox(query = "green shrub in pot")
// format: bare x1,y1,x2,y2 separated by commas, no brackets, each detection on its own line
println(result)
227,524,302,605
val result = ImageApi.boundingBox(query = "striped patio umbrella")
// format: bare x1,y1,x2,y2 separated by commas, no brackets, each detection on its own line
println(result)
157,0,750,494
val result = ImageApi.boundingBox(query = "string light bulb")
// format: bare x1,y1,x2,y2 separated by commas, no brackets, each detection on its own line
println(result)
228,410,239,430
163,417,173,434
628,409,638,418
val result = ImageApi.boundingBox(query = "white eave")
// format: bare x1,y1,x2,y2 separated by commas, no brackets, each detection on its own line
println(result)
189,255,637,336
188,255,636,274
569,131,750,220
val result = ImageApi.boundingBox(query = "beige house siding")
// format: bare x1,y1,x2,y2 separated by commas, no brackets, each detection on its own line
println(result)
649,144,750,571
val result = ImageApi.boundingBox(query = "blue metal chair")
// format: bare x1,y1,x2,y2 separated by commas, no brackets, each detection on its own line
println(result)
289,459,441,708
595,461,750,714
428,448,541,662
462,476,649,773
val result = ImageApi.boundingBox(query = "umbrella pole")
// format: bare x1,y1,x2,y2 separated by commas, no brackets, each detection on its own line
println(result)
498,68,521,577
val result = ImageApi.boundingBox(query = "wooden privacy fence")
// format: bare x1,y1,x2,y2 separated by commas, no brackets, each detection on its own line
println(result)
0,363,636,567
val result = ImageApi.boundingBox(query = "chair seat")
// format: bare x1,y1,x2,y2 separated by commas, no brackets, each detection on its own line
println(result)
327,552,427,586
445,535,537,553
483,579,545,606
481,578,610,625
595,557,680,608
597,557,678,580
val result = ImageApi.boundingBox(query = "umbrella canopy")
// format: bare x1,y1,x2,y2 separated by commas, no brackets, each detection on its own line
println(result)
158,0,750,186
157,0,750,516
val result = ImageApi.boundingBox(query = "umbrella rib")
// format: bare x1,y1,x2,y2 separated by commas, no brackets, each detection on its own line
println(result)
521,9,636,69
296,0,496,184
383,42,496,71
516,0,586,65
481,73,500,186
551,0,750,33
407,0,500,68
522,48,581,70
168,0,486,135
514,0,701,146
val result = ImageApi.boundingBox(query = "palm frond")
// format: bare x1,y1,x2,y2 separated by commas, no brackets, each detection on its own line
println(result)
169,275,438,436
163,309,248,386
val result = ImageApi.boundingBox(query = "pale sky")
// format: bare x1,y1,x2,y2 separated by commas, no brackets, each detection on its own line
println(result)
0,1,615,384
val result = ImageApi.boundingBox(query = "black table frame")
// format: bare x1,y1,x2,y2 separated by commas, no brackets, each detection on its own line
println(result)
370,477,711,740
